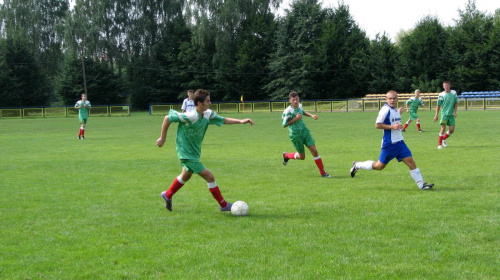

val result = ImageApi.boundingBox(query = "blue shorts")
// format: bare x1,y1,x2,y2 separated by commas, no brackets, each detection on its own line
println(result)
378,141,412,164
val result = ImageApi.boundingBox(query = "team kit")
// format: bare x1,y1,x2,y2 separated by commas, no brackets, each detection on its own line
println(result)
75,82,459,213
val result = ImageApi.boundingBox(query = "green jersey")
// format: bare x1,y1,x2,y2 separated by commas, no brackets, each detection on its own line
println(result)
406,97,424,111
75,100,91,119
168,109,225,161
437,90,458,116
282,105,307,136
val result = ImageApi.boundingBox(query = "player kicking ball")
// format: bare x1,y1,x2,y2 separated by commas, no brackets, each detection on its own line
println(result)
350,90,434,190
282,91,331,177
156,89,254,212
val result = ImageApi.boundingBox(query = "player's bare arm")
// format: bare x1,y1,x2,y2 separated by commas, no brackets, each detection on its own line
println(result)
376,122,401,130
224,118,255,125
156,115,171,147
304,112,318,120
283,113,301,127
453,103,458,118
433,105,441,122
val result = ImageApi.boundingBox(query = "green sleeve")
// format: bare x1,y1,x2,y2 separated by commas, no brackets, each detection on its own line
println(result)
209,111,225,126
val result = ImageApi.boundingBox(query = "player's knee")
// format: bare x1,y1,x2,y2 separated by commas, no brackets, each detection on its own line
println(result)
297,153,306,160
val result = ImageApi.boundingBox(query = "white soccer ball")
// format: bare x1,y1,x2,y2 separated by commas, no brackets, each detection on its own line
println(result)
231,201,249,216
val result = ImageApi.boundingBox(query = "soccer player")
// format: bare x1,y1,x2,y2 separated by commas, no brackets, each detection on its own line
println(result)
434,81,459,149
156,89,254,212
350,90,434,190
402,89,425,132
181,89,195,113
74,93,91,139
281,91,331,177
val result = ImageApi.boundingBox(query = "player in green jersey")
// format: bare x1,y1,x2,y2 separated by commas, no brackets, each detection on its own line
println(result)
402,89,425,132
433,81,459,149
282,91,331,177
156,89,254,212
74,93,91,139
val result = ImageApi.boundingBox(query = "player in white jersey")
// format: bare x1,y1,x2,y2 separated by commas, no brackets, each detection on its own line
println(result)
350,90,434,190
181,89,195,113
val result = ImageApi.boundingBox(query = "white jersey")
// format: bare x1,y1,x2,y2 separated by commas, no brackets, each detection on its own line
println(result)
181,98,195,112
376,103,404,148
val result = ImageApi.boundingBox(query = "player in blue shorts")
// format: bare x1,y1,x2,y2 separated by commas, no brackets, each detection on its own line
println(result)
350,90,434,190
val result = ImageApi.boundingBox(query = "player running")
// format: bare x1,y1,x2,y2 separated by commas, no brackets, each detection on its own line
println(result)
281,91,331,177
434,81,459,149
402,89,425,132
156,89,254,212
350,90,434,190
74,93,91,139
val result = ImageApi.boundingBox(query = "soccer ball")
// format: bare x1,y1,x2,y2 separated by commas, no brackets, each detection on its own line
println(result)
231,201,249,216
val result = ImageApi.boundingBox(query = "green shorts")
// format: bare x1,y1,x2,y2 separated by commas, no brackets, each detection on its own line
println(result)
289,128,315,154
79,118,88,124
409,110,419,120
440,115,456,126
180,159,206,174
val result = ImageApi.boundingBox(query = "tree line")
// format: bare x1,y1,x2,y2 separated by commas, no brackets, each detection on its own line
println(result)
0,0,499,109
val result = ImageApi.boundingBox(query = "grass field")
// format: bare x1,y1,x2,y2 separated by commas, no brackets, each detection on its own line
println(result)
1,110,499,279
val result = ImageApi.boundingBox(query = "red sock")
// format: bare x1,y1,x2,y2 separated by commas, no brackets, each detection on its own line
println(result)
209,186,227,207
78,129,82,136
81,128,85,137
438,135,443,145
443,133,450,140
166,178,184,199
402,123,408,131
285,153,296,160
416,123,421,131
314,157,326,175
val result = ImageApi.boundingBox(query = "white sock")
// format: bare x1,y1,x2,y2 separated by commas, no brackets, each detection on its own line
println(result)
410,168,424,189
176,175,186,184
357,161,373,170
207,182,217,189
313,156,321,160
446,131,451,136
294,152,299,159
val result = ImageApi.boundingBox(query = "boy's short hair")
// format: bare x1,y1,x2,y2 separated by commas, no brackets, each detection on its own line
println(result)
187,90,194,94
289,91,299,99
193,89,210,106
443,81,451,85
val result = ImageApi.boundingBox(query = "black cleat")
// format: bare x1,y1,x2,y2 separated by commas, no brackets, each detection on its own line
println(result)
161,191,173,211
421,182,434,190
282,152,289,166
322,172,332,178
350,161,358,178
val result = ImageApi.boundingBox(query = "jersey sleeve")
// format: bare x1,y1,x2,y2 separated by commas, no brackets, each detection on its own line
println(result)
406,98,412,105
181,99,187,110
86,101,91,108
168,110,184,123
74,101,81,108
208,111,225,126
375,106,389,124
282,109,292,127
437,94,444,106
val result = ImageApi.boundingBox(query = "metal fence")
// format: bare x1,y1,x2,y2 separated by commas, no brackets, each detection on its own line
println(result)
149,97,500,115
0,105,130,118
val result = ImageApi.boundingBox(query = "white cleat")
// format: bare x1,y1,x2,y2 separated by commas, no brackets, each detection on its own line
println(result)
437,145,442,150
442,140,447,147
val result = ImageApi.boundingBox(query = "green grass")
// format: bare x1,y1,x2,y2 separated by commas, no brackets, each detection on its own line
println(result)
1,110,499,279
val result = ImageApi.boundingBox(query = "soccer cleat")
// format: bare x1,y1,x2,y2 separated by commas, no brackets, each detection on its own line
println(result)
220,202,232,211
282,152,289,166
78,136,81,139
421,182,434,190
402,129,406,132
437,145,442,150
419,130,424,133
161,191,173,211
81,136,84,140
350,161,358,178
322,172,332,178
442,139,447,147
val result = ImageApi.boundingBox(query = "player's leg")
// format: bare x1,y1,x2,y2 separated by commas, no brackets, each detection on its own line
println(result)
442,124,455,147
80,121,86,139
306,144,330,177
350,160,387,177
283,135,306,164
161,167,192,211
416,117,422,132
198,168,231,211
401,157,433,190
402,118,411,132
438,124,447,149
